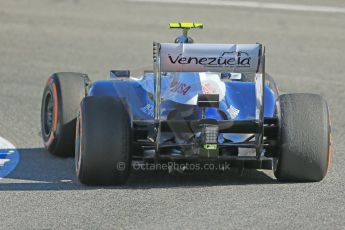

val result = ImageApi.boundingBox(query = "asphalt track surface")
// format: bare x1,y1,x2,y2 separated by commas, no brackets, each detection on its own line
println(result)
0,0,345,229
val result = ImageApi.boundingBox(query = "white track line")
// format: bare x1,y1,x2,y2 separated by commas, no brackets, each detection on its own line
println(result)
0,136,20,179
129,0,345,14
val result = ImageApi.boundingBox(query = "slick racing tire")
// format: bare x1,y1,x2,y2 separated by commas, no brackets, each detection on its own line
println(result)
75,96,132,186
41,72,90,157
274,93,332,182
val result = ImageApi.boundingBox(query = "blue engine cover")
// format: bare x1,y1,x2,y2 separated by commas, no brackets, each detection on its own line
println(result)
88,74,276,143
88,77,276,121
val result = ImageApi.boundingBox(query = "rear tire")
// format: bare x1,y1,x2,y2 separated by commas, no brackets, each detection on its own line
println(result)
41,72,90,157
274,93,331,182
75,96,132,185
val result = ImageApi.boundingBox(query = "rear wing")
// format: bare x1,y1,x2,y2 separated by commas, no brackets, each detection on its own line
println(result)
153,42,266,152
159,43,261,73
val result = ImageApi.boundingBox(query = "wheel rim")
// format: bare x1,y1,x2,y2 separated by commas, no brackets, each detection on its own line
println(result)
43,91,54,137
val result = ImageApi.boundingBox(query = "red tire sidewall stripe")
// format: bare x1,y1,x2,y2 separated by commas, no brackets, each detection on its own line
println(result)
76,107,83,176
45,77,59,147
326,112,332,174
52,82,58,130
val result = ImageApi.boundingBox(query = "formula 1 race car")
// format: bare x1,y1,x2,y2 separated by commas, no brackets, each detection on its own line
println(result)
41,22,332,185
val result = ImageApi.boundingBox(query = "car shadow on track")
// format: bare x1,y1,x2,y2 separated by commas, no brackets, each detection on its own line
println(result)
0,148,278,191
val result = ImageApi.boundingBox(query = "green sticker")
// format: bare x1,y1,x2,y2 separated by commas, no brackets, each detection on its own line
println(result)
203,144,217,150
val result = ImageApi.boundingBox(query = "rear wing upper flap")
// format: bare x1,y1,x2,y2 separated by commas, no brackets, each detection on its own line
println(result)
154,42,263,73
